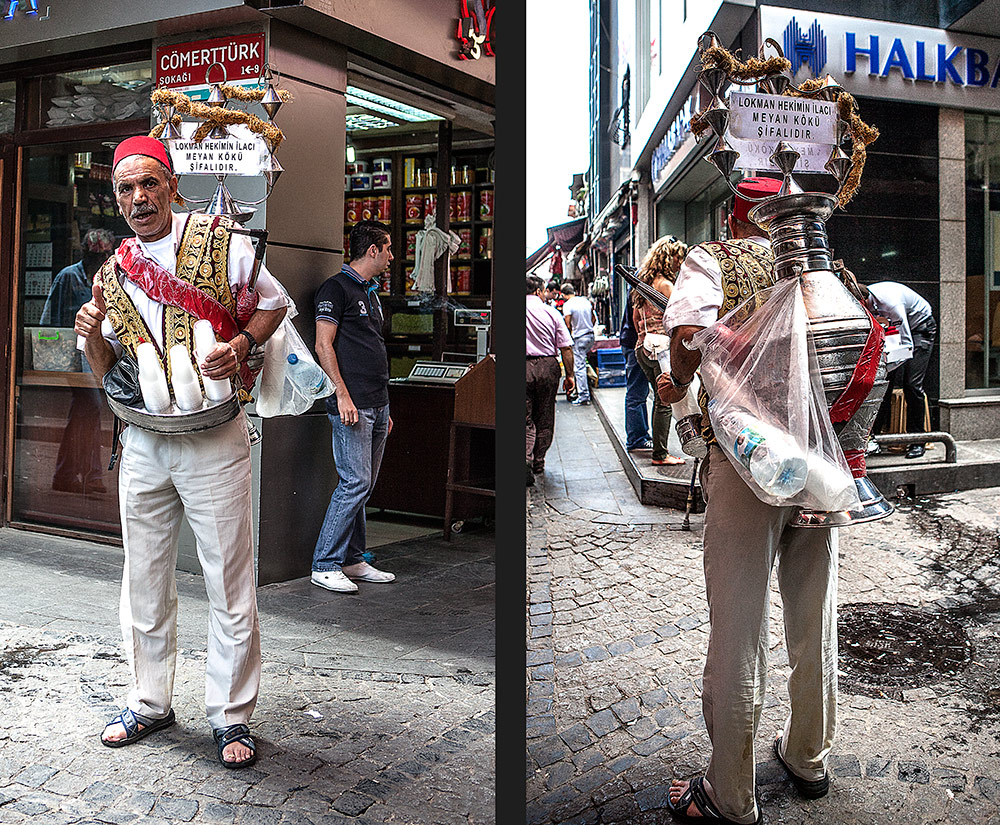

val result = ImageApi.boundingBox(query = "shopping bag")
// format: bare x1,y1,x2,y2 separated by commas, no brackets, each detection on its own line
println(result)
691,278,860,511
255,283,334,417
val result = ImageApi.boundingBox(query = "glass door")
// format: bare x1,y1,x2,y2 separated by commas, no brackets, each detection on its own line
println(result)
965,113,1000,390
12,140,129,534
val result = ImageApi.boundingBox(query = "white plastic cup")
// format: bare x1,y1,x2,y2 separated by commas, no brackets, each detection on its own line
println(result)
193,319,232,402
136,341,171,413
168,345,204,411
655,347,670,374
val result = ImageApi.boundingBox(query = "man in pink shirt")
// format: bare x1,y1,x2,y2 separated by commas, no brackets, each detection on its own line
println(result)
526,274,575,486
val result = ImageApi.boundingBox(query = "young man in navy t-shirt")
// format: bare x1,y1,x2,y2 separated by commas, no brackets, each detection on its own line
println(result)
311,220,396,593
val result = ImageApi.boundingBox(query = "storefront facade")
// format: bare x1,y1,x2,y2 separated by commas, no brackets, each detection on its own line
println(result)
0,0,495,581
608,0,1000,440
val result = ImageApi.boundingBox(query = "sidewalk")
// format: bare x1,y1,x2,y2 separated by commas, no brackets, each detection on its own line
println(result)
0,526,494,824
527,396,1000,825
594,383,1000,506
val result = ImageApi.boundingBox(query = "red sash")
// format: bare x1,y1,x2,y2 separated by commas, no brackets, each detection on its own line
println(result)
116,238,239,341
114,236,257,393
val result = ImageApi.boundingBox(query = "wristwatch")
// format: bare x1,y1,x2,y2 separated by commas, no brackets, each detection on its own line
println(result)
237,329,258,355
670,372,692,390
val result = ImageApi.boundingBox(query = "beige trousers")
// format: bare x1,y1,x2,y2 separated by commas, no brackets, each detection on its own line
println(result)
117,413,261,729
700,445,838,823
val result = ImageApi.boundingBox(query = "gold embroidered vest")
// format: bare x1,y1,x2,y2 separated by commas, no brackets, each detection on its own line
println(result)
696,239,776,446
100,214,251,403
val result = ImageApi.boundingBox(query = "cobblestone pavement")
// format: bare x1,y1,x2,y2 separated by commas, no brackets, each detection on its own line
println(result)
526,399,1000,825
0,526,494,825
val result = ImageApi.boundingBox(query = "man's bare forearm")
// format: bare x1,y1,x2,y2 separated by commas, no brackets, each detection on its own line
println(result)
669,325,704,383
230,306,287,362
83,335,118,382
559,345,574,377
315,335,345,392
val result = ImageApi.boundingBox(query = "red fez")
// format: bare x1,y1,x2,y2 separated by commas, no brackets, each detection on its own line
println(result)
112,136,173,174
733,176,782,223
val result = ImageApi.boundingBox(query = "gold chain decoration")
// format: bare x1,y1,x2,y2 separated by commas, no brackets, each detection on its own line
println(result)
692,44,879,208
148,85,292,149
701,45,791,83
691,48,790,138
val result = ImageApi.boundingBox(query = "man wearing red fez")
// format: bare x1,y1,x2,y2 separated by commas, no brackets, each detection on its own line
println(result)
74,135,289,768
657,177,835,824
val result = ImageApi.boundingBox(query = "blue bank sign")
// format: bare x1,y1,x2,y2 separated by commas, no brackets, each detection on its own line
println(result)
761,6,1000,111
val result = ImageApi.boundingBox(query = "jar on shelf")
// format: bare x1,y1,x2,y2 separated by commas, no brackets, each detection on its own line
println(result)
376,194,391,222
479,189,493,221
424,193,437,219
361,195,375,221
345,197,360,225
453,190,472,222
351,173,372,190
450,264,472,295
406,193,424,223
479,227,493,258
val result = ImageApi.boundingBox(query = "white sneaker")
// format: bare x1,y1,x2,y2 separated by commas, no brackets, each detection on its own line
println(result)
310,569,359,593
342,561,396,583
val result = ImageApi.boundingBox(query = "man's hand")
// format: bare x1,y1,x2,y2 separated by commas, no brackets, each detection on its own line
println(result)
337,387,358,425
74,281,107,339
200,342,240,380
563,374,576,393
656,372,687,406
388,416,393,436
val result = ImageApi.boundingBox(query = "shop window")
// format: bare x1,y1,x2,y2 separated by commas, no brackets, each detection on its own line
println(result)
25,61,151,130
965,112,1000,391
345,75,494,373
0,80,14,134
13,141,130,535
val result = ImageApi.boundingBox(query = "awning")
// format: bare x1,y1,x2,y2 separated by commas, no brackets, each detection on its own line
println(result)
525,217,587,271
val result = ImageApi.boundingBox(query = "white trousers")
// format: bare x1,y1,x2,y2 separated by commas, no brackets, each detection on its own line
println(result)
700,446,838,824
117,413,260,729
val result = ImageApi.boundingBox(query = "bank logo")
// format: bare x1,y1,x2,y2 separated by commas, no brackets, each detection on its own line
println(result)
783,17,827,77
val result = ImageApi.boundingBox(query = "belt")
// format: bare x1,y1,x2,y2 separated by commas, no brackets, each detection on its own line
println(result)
527,354,555,360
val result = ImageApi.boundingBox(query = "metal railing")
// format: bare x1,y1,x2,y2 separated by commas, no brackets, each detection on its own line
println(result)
873,432,958,464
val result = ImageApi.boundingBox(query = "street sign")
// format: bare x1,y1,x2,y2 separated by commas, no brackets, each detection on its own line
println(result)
728,91,838,172
167,122,269,176
155,33,265,99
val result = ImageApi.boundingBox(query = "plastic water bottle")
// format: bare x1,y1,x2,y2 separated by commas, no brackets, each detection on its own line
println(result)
286,353,327,395
708,401,808,498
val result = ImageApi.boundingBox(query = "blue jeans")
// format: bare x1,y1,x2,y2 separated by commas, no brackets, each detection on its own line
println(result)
624,348,650,449
312,404,390,571
572,332,595,401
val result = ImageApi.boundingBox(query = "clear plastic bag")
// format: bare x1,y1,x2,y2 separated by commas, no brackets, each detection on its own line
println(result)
691,278,860,511
255,283,335,418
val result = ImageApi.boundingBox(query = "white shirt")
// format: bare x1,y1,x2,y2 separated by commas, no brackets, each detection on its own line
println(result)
562,294,595,339
662,237,771,333
100,212,288,356
866,281,934,350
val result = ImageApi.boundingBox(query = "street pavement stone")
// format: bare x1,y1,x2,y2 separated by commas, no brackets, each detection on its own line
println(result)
527,398,1000,824
0,526,494,824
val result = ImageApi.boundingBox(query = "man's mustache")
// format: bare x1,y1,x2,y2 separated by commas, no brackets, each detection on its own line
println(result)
130,205,157,219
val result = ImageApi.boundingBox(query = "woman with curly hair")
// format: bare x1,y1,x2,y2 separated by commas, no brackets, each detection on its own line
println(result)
633,236,689,466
